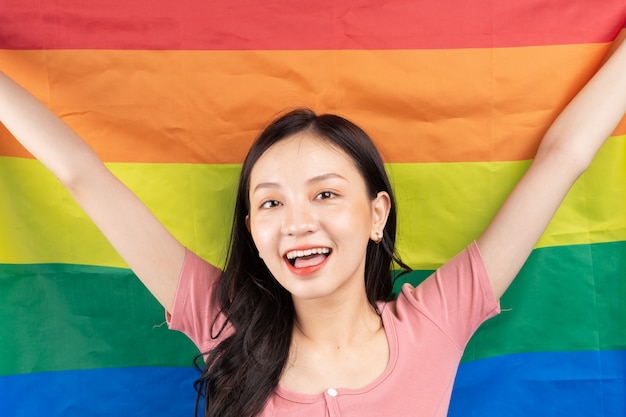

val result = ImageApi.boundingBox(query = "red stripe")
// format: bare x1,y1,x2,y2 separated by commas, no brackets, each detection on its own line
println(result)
2,0,625,50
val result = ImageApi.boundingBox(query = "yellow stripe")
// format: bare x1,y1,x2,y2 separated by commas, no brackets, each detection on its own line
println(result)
392,135,626,267
1,136,623,268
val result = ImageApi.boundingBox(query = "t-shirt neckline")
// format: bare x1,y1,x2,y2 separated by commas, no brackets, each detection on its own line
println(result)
274,301,399,403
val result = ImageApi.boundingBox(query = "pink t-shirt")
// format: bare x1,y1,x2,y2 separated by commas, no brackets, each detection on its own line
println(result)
168,241,500,417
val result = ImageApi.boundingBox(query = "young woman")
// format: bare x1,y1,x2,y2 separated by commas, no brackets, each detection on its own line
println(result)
0,29,624,417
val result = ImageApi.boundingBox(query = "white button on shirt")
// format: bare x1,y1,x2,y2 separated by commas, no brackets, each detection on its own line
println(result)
323,388,340,416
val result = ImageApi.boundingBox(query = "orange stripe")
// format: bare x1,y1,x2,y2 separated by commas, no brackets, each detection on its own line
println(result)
1,44,623,163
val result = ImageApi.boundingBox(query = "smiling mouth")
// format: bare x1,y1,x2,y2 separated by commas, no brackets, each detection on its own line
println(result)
285,247,331,268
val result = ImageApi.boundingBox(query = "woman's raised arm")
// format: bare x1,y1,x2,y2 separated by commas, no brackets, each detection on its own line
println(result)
0,71,185,312
477,29,626,299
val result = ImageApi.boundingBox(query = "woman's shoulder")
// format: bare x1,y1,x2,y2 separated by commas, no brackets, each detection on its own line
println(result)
167,248,226,350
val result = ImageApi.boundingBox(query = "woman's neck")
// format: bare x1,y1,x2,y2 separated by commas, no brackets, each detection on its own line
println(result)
281,292,389,394
291,291,382,349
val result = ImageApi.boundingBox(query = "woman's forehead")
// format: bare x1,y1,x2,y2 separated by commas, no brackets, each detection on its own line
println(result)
249,132,362,188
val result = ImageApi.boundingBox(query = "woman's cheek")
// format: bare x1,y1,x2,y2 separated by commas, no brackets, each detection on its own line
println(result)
250,220,274,261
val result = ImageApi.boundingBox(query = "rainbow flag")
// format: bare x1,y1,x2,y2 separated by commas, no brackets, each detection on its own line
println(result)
1,1,625,415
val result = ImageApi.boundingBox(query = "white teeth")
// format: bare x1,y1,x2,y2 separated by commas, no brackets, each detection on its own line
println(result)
286,247,330,260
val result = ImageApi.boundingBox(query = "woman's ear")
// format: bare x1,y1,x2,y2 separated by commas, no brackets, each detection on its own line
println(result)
370,191,391,242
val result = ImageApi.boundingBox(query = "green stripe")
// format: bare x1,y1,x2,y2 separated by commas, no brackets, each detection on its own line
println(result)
1,241,624,375
468,240,626,360
1,135,624,268
395,241,626,362
0,263,197,376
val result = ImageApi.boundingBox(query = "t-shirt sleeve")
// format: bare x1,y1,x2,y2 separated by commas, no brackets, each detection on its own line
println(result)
400,241,500,349
166,248,229,352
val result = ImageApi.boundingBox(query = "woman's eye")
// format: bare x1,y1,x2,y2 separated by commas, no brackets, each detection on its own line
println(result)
260,200,281,209
315,191,335,200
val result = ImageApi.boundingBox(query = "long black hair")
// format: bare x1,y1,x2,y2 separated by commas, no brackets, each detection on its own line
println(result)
194,108,411,417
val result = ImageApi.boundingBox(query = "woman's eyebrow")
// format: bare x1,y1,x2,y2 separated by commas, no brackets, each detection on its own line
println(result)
253,173,348,194
306,173,348,185
252,181,280,194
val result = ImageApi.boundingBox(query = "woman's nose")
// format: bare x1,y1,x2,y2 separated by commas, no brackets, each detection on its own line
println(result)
281,201,318,236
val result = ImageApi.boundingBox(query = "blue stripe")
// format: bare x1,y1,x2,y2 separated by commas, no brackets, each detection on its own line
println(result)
0,367,198,417
450,350,626,417
0,351,624,416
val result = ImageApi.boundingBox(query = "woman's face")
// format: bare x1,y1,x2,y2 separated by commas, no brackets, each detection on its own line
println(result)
247,132,390,304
